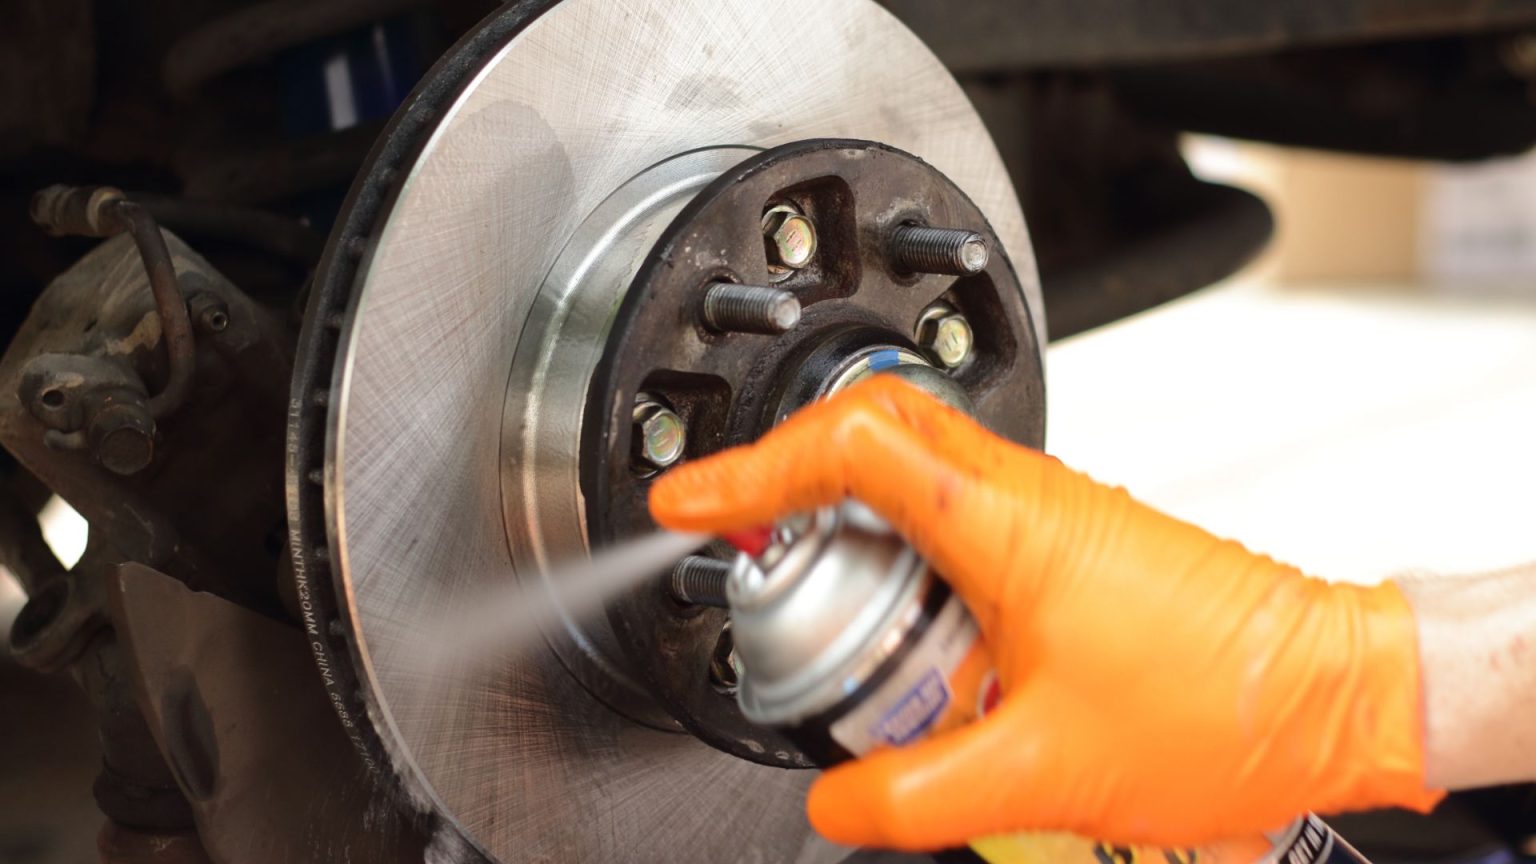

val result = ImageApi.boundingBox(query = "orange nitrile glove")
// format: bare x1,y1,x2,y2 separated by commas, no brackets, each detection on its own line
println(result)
649,375,1442,852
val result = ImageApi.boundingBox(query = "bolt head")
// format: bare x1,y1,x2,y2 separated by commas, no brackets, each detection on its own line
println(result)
89,402,155,475
632,400,686,471
709,626,740,694
762,205,817,271
917,305,974,369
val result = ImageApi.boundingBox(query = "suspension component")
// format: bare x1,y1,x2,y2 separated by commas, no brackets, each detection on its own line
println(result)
30,185,197,421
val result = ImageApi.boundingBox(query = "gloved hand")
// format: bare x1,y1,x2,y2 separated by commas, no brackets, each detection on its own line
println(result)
649,375,1442,852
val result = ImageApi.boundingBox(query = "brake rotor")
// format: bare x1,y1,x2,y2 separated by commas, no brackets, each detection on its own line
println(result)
286,0,1043,861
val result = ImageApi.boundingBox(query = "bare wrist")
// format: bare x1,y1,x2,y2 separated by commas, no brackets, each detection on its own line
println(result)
1398,564,1536,789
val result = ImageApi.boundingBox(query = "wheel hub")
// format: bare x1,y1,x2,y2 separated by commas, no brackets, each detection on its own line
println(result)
500,146,755,730
579,139,1043,765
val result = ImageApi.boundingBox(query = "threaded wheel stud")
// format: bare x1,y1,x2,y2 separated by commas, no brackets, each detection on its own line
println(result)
669,555,732,608
888,224,990,275
701,283,801,334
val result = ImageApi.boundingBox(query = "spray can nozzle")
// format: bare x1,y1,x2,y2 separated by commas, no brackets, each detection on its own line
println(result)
722,525,774,557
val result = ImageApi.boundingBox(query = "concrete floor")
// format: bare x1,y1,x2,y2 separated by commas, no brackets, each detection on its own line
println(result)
1048,277,1536,583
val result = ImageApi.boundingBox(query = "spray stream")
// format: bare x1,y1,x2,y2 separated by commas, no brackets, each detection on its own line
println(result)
403,530,710,685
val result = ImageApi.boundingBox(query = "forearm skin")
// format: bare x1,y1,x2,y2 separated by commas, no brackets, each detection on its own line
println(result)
1398,562,1536,790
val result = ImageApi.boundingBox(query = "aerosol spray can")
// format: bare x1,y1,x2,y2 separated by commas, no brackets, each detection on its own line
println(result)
724,502,1370,864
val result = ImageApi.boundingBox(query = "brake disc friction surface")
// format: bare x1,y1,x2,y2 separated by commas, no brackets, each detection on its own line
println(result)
303,0,1041,860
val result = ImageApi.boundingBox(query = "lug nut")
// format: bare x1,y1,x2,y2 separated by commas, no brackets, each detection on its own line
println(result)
762,203,817,272
701,282,800,334
632,396,686,473
668,555,731,608
888,224,990,275
916,302,975,369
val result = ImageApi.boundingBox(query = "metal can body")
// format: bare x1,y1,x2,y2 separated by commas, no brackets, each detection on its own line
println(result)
726,503,1366,864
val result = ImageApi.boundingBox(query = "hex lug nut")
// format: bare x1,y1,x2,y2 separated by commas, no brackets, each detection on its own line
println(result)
701,282,801,334
762,203,817,272
916,302,975,369
668,555,731,608
632,395,686,474
888,224,990,275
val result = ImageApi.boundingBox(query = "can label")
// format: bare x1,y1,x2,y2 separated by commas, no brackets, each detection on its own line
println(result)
814,590,1362,864
1262,814,1358,864
971,813,1359,864
828,593,979,753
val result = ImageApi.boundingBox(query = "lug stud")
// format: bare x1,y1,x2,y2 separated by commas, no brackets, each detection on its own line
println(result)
668,555,732,608
701,282,801,334
888,224,989,275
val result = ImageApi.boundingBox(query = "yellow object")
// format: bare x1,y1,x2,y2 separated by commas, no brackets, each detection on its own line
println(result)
651,376,1441,853
968,832,1273,864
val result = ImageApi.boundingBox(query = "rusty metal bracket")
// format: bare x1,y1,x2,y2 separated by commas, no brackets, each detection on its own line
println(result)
108,563,431,863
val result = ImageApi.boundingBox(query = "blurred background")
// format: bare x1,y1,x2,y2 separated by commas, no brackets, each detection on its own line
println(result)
1050,138,1536,584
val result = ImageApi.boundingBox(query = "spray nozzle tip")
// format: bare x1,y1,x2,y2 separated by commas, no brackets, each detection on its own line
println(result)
723,526,773,557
